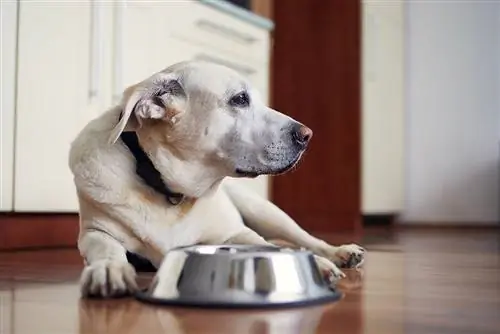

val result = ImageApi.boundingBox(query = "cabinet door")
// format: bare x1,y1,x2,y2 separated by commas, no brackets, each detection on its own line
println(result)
116,1,269,97
14,1,101,211
0,0,18,212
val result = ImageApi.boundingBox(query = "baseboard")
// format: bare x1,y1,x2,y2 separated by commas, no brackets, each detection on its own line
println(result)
396,222,499,229
363,215,499,229
0,213,79,250
362,213,398,227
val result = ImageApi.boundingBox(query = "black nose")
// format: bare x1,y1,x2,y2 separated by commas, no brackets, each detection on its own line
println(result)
292,124,313,147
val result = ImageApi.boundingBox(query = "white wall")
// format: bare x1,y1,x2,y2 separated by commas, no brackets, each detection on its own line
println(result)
403,1,500,224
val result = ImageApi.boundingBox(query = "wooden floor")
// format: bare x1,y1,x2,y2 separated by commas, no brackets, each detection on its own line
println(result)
0,227,499,334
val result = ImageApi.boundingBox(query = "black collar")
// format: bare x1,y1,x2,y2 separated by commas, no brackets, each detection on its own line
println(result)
118,115,185,206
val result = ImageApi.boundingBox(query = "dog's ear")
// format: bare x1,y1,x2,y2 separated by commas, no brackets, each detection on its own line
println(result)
108,77,187,144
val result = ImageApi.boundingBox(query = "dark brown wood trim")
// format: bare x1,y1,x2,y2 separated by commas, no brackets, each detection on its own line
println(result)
0,213,79,250
270,0,362,234
395,223,500,230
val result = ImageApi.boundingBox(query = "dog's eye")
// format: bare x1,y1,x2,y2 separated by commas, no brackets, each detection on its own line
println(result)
229,92,250,108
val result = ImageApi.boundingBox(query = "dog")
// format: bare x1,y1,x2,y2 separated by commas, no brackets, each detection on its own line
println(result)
68,60,365,297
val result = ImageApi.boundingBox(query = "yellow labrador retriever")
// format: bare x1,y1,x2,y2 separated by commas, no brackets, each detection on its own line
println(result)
69,60,365,297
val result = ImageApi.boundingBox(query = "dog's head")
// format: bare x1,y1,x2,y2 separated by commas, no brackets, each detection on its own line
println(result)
110,61,312,183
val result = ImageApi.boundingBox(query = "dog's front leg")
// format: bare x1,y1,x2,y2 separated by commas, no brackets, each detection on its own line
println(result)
224,183,366,269
223,228,345,284
223,228,270,245
78,230,138,297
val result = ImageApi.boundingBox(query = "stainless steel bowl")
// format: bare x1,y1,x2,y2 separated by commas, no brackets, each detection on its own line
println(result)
135,244,342,308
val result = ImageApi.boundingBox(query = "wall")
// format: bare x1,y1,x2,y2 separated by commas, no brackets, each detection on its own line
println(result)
403,1,500,224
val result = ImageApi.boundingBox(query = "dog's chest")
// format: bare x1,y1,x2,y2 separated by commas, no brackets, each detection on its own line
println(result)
143,216,202,250
128,193,203,248
121,183,245,261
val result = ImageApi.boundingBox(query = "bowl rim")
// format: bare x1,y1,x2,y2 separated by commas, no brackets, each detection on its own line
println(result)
168,244,313,256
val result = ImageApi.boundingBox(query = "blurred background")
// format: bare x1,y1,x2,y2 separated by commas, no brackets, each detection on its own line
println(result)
0,0,499,244
1,2,499,334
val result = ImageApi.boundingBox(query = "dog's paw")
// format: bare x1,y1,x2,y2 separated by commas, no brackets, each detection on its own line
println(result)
330,244,366,268
314,255,345,285
80,260,138,298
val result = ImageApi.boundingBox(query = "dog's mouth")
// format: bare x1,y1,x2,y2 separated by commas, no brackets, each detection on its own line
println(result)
235,169,260,178
235,152,304,178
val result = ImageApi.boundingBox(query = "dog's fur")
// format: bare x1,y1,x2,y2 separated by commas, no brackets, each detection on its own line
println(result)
69,61,365,297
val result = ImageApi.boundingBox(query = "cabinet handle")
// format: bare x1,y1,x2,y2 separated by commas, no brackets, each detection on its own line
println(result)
194,54,256,76
195,19,257,44
89,1,103,101
112,0,125,104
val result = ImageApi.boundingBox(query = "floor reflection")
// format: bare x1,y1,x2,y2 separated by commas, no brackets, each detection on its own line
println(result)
78,298,334,334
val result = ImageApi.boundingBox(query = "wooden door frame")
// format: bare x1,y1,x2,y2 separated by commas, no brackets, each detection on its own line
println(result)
270,0,362,234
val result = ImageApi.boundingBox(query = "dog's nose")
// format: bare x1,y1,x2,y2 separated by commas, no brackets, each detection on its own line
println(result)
292,124,313,147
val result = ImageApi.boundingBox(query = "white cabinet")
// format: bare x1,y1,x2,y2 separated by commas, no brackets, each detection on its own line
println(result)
0,0,18,211
116,0,269,91
13,1,113,211
362,0,405,214
2,0,272,212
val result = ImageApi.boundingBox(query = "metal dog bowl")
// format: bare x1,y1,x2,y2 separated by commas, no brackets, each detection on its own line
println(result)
135,245,342,308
